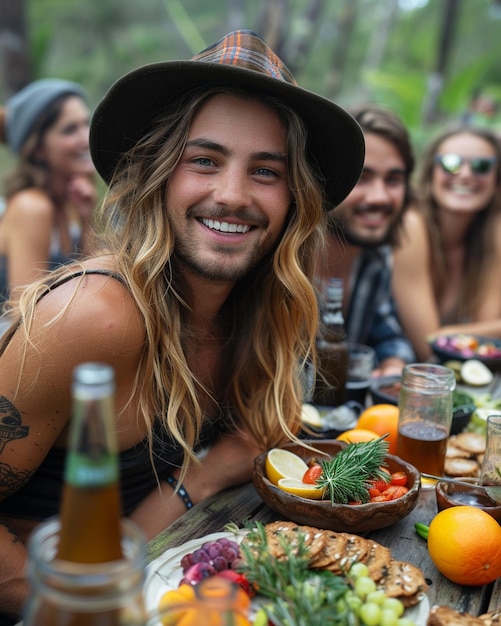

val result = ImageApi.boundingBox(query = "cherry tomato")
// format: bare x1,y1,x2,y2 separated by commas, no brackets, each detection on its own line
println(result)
370,492,394,502
302,464,323,484
370,478,389,493
384,485,408,500
216,570,254,596
390,472,408,487
368,486,382,499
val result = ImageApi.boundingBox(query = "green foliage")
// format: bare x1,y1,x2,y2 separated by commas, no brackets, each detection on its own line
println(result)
439,55,493,115
5,0,499,139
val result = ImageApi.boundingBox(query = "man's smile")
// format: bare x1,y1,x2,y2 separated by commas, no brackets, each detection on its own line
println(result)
200,218,251,234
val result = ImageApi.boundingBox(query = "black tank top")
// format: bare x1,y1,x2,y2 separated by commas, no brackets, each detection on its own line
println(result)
0,270,226,520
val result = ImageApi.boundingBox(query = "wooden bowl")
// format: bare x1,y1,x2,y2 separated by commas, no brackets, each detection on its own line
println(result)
435,480,501,523
253,440,421,533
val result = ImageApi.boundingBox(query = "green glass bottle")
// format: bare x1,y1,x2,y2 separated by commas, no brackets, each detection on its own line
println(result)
23,363,147,626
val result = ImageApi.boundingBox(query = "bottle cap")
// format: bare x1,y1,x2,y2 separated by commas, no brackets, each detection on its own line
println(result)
74,362,114,386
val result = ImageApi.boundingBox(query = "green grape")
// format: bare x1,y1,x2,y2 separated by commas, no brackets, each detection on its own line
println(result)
359,601,382,626
366,590,387,606
350,563,370,579
354,575,377,598
381,598,405,618
343,590,363,613
380,608,400,626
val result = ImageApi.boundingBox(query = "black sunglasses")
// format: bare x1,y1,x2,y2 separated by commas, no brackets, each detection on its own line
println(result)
434,153,498,176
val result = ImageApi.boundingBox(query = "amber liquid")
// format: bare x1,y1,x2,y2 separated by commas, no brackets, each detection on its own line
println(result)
57,482,123,562
34,485,125,625
32,605,129,626
397,421,448,475
313,340,348,407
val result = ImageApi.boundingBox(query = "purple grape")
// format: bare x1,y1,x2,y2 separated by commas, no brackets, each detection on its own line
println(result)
181,562,217,585
190,548,210,564
180,554,192,571
221,546,238,563
231,556,246,570
211,555,228,571
216,538,231,547
206,543,222,559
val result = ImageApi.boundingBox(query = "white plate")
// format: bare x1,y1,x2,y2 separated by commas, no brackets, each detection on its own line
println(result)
144,531,431,625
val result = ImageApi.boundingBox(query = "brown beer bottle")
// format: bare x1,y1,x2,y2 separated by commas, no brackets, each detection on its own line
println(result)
312,278,348,408
57,361,123,562
23,363,147,626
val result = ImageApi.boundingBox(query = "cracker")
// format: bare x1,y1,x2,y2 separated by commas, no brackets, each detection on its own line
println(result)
311,531,370,573
378,560,428,600
446,444,472,459
452,432,486,456
428,605,485,626
264,521,327,562
338,533,370,571
361,539,392,581
444,457,480,478
309,531,347,569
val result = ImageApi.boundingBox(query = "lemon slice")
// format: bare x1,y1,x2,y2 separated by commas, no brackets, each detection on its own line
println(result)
301,403,323,428
460,359,493,386
265,449,309,485
277,478,326,499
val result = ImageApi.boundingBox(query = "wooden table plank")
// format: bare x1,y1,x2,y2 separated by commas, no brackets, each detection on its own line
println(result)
488,579,501,613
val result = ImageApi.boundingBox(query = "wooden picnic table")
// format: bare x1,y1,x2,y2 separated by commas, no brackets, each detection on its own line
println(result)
147,375,501,620
147,480,500,617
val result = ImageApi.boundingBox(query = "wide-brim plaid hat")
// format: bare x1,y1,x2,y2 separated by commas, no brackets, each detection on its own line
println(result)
90,30,364,209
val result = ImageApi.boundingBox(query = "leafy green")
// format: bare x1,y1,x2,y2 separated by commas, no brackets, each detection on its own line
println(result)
452,389,475,408
235,521,353,626
316,436,390,504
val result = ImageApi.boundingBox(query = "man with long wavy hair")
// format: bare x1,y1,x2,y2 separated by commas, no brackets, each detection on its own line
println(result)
0,30,364,622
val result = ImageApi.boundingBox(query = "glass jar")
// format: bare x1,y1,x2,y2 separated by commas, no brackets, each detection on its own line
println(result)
479,414,501,486
23,518,147,626
396,363,456,476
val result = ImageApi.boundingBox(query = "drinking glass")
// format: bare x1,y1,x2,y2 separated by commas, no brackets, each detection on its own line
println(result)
396,363,456,476
345,344,375,405
479,414,501,487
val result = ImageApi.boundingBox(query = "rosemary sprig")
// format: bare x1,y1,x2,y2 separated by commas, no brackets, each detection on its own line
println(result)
316,436,390,504
236,521,351,626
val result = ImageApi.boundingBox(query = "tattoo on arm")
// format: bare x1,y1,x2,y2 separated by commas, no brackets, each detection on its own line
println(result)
0,396,31,498
0,396,29,456
0,463,34,499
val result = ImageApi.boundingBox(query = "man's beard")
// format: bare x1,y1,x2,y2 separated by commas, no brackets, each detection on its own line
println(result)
328,212,396,248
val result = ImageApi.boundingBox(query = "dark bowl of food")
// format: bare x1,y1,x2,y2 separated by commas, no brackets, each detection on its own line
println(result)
369,375,401,406
369,377,475,435
436,479,501,523
253,440,421,533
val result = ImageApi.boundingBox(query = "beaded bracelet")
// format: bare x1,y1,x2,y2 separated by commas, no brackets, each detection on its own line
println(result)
165,475,194,510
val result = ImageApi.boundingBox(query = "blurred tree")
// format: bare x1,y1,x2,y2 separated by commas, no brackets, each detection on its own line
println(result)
422,0,460,124
1,0,499,138
0,0,32,98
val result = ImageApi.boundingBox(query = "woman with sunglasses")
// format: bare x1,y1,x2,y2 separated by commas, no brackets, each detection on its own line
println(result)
393,125,501,361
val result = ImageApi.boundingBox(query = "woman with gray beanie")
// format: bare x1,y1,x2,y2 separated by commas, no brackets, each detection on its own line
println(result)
0,78,97,309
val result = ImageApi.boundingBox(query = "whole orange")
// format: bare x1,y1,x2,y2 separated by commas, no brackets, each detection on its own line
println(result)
357,404,399,454
427,506,501,586
336,428,379,444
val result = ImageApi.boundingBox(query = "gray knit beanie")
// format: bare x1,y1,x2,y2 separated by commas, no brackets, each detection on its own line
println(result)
5,78,87,154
